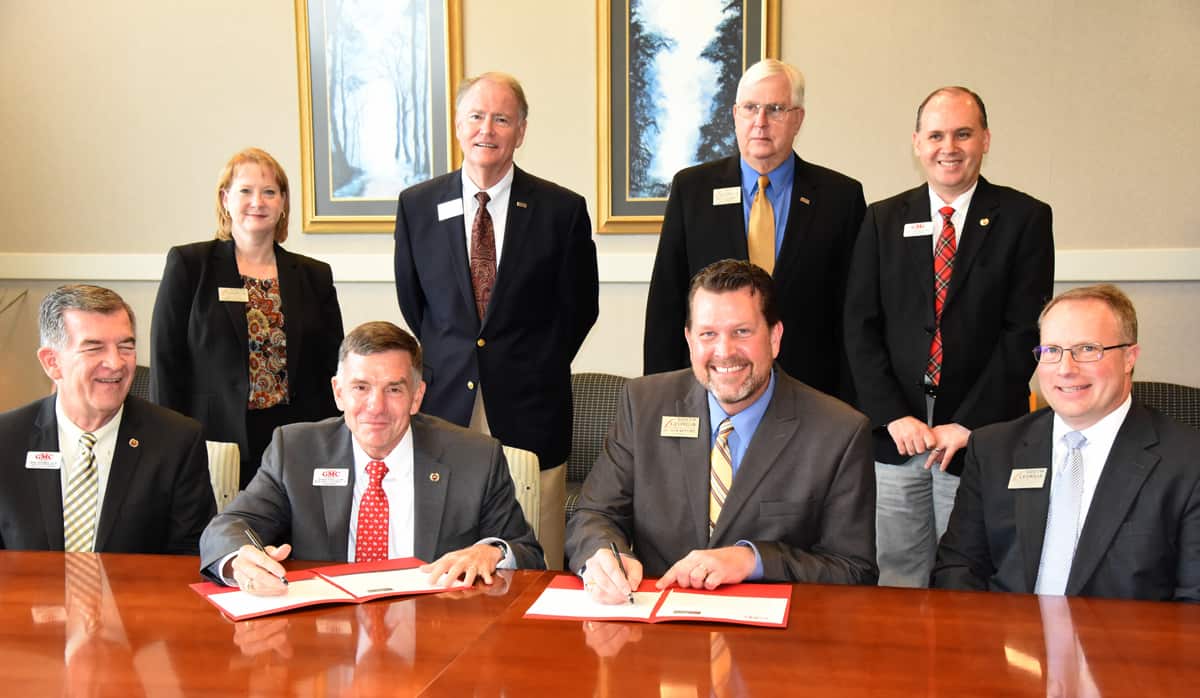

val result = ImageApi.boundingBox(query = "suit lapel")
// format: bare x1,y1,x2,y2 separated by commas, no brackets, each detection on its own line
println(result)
677,383,715,548
484,167,533,327
1067,406,1159,594
711,373,798,544
774,155,815,280
321,424,356,562
899,186,936,320
215,240,250,351
95,399,146,551
438,171,477,324
713,157,749,259
31,397,65,550
945,177,996,310
412,420,449,562
1012,413,1054,591
275,245,303,388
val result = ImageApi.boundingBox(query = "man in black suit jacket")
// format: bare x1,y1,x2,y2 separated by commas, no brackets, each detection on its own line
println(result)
394,72,598,569
844,87,1054,587
201,322,543,594
0,285,214,554
643,59,865,399
568,261,876,605
934,285,1200,601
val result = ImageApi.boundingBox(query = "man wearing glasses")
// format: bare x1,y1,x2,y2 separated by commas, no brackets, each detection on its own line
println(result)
844,87,1054,588
643,59,865,402
933,285,1200,601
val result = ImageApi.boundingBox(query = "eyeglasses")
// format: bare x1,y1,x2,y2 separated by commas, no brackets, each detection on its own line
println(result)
736,102,801,122
1032,343,1133,364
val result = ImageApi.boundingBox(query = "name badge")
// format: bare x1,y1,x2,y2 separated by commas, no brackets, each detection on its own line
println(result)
903,222,935,238
660,416,700,438
1008,467,1048,489
313,468,350,487
218,287,249,303
26,451,62,470
437,198,464,221
712,186,741,206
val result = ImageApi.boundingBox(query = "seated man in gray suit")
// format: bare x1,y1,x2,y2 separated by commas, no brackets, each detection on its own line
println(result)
200,321,544,595
0,284,214,554
566,260,876,604
933,285,1200,601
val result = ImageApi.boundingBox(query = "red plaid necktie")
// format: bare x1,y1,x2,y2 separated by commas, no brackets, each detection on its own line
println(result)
469,191,497,320
354,460,389,562
926,206,956,386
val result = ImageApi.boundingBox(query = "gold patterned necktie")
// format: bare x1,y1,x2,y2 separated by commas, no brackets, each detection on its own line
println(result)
64,432,99,552
747,175,775,275
709,419,734,537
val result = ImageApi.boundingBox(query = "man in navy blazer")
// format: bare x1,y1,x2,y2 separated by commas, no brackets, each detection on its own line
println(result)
643,59,865,400
934,285,1200,601
0,285,214,554
844,87,1054,587
394,72,598,569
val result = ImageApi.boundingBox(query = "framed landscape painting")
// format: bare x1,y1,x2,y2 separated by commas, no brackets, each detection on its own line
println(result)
597,0,780,233
295,0,463,233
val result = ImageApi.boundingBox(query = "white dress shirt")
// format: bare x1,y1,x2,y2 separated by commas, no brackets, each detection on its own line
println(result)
926,181,978,250
348,429,416,561
56,398,124,540
462,165,515,269
1050,395,1133,528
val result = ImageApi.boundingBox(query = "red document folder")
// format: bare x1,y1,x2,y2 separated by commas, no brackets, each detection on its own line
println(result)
523,575,791,628
190,557,469,621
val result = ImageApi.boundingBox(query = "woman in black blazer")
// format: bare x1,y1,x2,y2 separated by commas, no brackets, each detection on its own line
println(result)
150,148,344,488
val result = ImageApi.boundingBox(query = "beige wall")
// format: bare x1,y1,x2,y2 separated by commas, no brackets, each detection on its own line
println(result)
2,0,1198,411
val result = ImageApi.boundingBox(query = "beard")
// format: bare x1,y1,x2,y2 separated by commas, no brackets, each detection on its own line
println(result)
700,361,768,407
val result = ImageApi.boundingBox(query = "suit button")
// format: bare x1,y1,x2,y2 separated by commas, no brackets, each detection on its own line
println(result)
476,338,486,347
467,381,476,390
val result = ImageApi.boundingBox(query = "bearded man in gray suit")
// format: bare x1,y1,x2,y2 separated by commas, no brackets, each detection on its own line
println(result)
567,260,876,605
200,321,543,595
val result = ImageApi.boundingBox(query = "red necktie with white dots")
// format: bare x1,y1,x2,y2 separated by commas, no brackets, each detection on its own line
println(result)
354,460,389,562
926,206,956,386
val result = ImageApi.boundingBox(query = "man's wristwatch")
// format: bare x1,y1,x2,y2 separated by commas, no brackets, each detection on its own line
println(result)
491,540,509,561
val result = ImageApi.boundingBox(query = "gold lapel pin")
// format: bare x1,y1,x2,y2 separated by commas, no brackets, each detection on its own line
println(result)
429,472,441,482
128,438,139,448
980,218,990,227
799,196,811,205
515,201,528,208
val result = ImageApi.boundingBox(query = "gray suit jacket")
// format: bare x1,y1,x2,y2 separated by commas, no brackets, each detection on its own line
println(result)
199,413,544,579
565,369,878,584
933,404,1200,601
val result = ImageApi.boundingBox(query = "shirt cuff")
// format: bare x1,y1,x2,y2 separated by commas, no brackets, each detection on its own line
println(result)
736,540,764,580
217,551,240,586
476,537,517,570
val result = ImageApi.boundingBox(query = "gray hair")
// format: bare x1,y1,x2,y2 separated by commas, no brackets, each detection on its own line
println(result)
337,321,423,385
39,284,136,348
456,72,529,121
736,59,805,108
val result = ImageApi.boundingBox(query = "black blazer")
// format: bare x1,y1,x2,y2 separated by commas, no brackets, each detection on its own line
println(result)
393,167,599,469
149,239,343,454
0,395,215,554
643,154,866,399
844,177,1054,474
933,405,1200,602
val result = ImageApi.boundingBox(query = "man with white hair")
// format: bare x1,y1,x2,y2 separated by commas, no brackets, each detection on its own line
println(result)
643,58,865,401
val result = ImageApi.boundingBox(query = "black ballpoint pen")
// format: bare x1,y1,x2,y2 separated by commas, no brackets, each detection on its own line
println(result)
609,541,635,605
245,528,289,586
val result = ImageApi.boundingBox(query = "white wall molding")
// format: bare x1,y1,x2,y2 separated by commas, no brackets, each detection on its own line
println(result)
1,248,1197,284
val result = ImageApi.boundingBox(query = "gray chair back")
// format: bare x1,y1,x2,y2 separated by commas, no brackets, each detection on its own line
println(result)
1132,381,1200,430
566,372,628,521
130,365,151,402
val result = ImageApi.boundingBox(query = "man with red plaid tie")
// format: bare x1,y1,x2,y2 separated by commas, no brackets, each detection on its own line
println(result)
200,321,544,595
844,87,1054,588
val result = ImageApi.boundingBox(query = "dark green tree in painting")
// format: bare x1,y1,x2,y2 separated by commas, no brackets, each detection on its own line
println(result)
693,0,742,164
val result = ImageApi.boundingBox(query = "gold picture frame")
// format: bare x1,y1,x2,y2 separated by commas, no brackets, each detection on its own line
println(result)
596,0,780,233
295,0,463,233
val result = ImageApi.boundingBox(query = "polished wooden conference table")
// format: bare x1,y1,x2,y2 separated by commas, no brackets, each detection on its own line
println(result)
2,551,1197,696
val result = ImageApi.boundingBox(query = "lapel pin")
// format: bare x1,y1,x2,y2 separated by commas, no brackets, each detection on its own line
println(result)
128,438,139,448
980,218,990,227
799,196,811,205
429,472,441,482
515,201,528,208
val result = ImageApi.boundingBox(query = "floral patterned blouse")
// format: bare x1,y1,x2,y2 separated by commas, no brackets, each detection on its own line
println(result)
244,276,289,410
